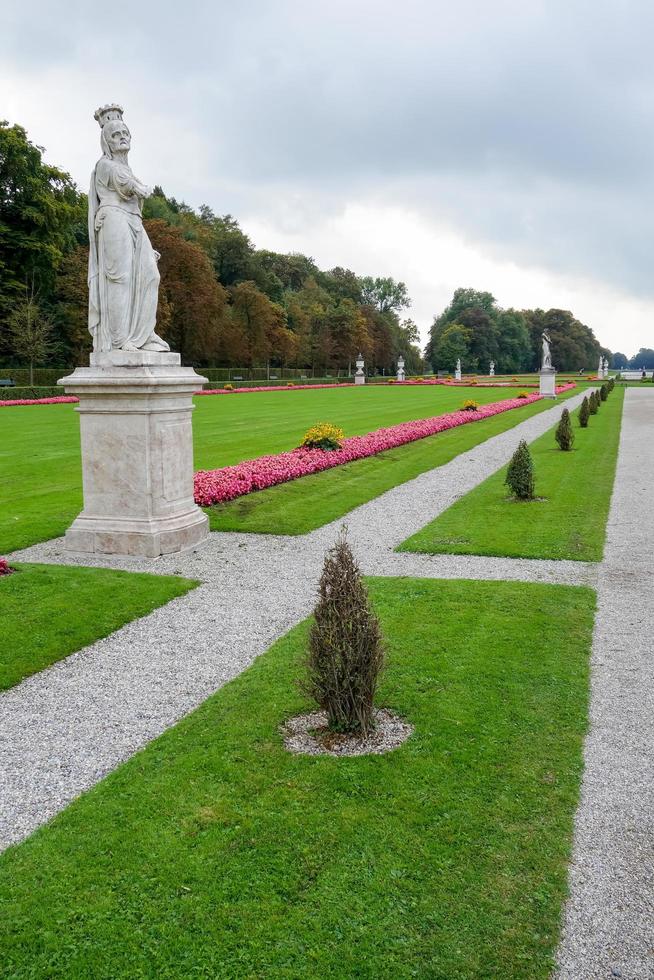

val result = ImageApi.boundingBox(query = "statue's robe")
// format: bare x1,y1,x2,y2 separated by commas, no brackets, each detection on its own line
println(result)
88,157,160,352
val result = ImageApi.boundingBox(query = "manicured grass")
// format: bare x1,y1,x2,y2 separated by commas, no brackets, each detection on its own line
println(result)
400,387,624,561
207,388,580,535
1,385,529,553
0,577,594,978
0,563,196,690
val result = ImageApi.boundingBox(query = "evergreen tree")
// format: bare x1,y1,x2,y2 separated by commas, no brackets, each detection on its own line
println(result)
555,408,574,450
505,441,535,500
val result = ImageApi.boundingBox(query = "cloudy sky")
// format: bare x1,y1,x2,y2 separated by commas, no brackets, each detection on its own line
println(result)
4,0,654,355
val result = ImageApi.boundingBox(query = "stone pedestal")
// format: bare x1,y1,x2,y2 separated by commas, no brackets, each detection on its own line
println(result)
455,369,462,381
539,367,557,398
355,374,365,385
58,351,209,557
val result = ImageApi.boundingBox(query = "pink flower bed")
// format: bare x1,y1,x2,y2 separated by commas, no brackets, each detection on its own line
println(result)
196,383,351,396
194,388,575,506
0,395,79,407
0,557,13,576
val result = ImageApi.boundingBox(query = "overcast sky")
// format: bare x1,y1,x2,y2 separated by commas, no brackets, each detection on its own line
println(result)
4,0,654,355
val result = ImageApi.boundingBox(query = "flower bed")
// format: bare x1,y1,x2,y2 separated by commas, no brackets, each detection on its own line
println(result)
0,395,79,407
195,390,575,506
196,382,352,396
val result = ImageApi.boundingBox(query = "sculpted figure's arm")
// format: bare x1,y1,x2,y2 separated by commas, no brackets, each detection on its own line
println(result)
112,164,152,201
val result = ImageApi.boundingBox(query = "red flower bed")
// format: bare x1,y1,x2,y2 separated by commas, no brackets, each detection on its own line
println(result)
0,557,14,576
0,395,79,407
194,388,574,506
196,383,351,396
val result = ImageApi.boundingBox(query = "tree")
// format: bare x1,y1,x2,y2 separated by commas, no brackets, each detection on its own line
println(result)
433,323,472,372
145,220,228,363
505,441,535,500
7,287,56,384
360,276,410,314
611,352,629,369
495,309,532,373
0,121,84,324
579,396,590,428
301,530,385,735
555,408,574,450
53,244,91,364
629,348,654,369
230,281,287,367
523,308,602,372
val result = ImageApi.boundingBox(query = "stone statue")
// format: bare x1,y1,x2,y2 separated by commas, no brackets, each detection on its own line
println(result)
88,104,169,354
489,360,495,375
541,331,552,370
456,358,461,372
598,355,603,377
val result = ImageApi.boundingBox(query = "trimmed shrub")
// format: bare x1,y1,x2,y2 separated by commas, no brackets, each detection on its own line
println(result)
517,390,530,399
579,396,590,428
555,408,575,450
301,530,385,735
301,422,345,451
505,440,535,500
460,399,479,411
0,386,62,401
600,384,608,401
223,383,234,391
588,391,599,414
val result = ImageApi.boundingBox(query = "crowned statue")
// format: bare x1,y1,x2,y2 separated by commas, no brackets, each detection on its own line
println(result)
88,105,169,354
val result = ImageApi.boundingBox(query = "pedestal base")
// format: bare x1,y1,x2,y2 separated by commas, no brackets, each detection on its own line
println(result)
355,375,365,385
539,368,557,398
455,370,461,381
59,356,209,558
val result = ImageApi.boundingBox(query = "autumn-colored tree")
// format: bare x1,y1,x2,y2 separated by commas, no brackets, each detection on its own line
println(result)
145,219,228,364
53,244,91,363
229,280,287,367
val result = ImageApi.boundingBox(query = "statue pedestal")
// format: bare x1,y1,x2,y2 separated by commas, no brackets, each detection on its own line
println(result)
455,369,461,381
355,374,365,385
58,352,209,558
539,368,557,398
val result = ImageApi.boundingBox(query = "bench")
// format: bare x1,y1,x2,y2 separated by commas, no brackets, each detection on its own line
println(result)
0,379,16,387
232,376,243,382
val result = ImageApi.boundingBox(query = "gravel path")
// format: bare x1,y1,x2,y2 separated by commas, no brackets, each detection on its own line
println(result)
0,387,593,852
555,387,654,980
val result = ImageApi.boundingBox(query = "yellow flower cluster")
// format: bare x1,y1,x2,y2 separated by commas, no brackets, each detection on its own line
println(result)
517,390,530,399
301,422,345,451
461,399,479,411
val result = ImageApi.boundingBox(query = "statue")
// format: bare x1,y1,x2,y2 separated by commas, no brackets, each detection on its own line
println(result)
88,105,169,354
541,331,552,370
456,358,461,372
489,360,495,376
598,355,603,377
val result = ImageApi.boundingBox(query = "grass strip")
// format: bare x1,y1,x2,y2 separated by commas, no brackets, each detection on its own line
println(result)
400,387,624,561
1,385,530,554
0,577,594,979
207,389,580,535
0,563,196,690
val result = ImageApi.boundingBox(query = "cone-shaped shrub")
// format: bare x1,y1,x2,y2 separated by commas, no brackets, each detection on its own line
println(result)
505,440,535,500
589,391,599,414
600,383,608,401
609,378,615,391
302,530,385,735
555,407,575,450
579,396,590,428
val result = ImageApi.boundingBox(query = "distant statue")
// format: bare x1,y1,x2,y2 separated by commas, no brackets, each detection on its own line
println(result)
541,331,552,370
88,104,169,354
489,360,495,376
598,355,603,376
456,358,461,372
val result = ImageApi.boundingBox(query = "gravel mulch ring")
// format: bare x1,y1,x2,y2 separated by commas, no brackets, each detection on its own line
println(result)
282,708,413,757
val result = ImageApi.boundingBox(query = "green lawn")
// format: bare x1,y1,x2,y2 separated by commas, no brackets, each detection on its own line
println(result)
0,577,594,979
0,563,196,690
1,384,562,553
207,389,581,535
400,387,624,561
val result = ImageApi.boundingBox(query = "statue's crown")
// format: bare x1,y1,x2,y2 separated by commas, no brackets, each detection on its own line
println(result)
94,104,124,128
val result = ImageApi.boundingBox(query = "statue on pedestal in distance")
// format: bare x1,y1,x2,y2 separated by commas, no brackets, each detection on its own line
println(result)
88,104,169,354
541,331,553,370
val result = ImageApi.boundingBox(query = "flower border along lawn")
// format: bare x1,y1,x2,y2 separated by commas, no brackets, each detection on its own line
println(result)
400,386,624,562
0,577,595,979
206,387,580,536
0,564,196,691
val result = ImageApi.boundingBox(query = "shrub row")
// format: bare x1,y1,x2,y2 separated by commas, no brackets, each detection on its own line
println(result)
0,386,63,401
0,368,69,386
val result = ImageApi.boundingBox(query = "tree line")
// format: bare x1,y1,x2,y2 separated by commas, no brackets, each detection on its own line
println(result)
425,288,611,374
0,121,422,375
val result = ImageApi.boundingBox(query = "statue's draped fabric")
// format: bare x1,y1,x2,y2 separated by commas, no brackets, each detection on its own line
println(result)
88,158,160,352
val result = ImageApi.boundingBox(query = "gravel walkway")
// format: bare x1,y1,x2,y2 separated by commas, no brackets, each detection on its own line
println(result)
555,387,654,980
0,387,593,852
